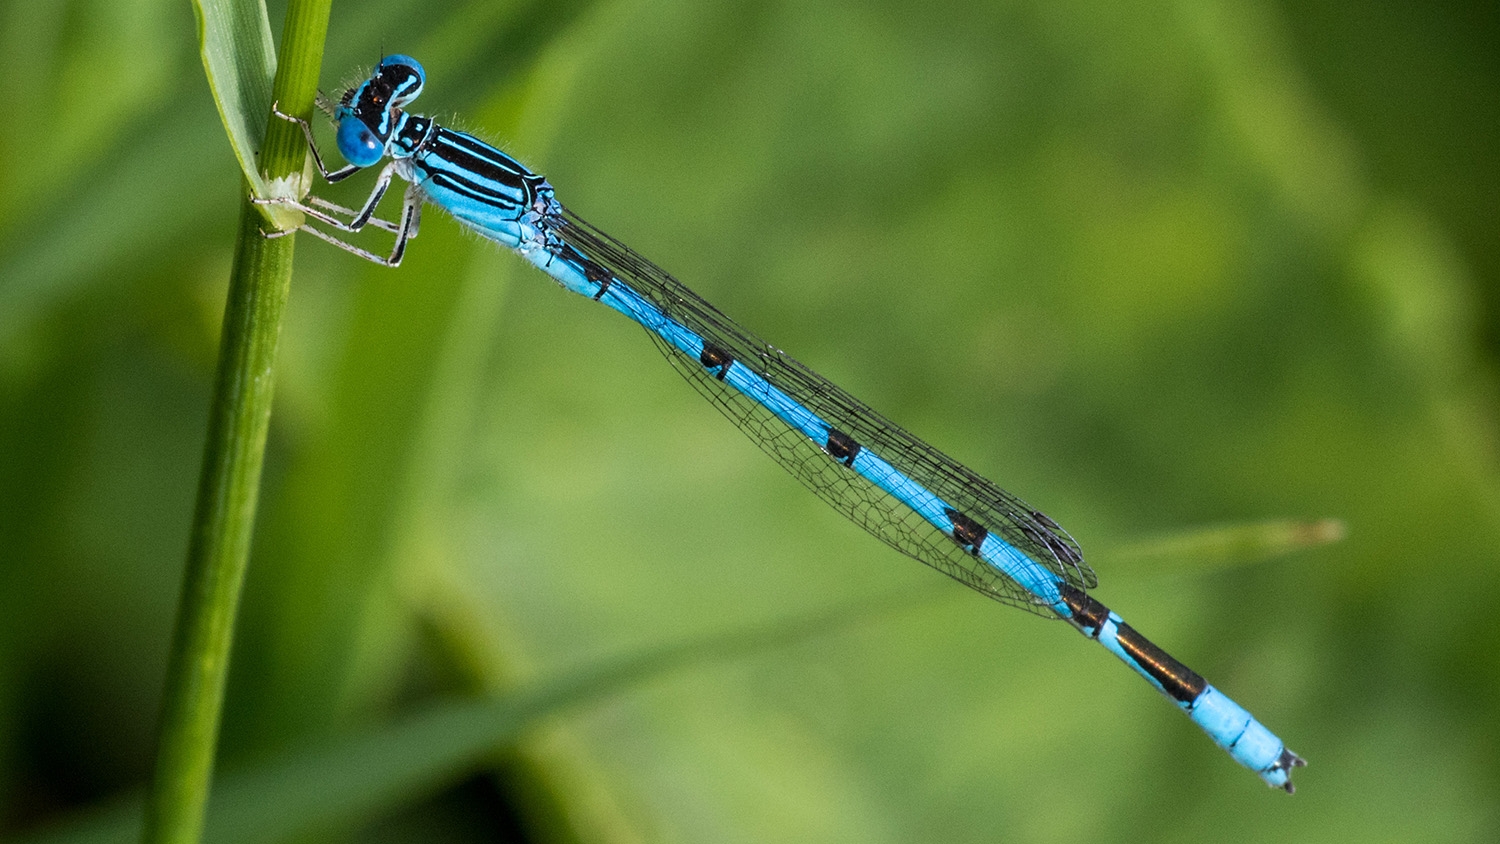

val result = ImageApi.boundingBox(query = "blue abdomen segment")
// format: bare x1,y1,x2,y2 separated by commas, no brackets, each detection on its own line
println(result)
1060,584,1304,791
1191,688,1296,788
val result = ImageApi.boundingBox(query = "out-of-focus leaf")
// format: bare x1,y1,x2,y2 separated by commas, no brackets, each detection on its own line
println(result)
11,592,889,844
0,101,237,362
1101,519,1347,575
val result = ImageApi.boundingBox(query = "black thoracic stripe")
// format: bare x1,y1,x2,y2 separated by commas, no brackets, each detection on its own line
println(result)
435,141,523,181
435,131,531,181
945,508,987,556
429,142,529,193
826,428,860,466
1115,622,1208,703
428,149,529,198
436,128,520,160
1060,584,1109,634
425,171,524,210
699,343,734,380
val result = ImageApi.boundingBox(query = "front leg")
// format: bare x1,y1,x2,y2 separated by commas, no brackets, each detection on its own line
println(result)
308,196,401,234
263,181,423,268
270,101,362,184
314,161,399,232
254,161,400,233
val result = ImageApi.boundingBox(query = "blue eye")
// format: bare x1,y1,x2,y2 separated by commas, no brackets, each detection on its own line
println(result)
336,118,384,167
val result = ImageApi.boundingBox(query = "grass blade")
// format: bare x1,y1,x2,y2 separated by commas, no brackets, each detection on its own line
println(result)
189,0,277,199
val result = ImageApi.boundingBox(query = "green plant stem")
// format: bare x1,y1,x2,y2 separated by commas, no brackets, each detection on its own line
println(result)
140,201,293,844
259,1,334,199
140,3,331,844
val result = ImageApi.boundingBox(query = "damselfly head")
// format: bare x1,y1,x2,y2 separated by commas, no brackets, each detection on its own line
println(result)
333,55,427,168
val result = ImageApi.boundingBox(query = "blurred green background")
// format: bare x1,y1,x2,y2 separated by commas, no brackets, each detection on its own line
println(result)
2,0,1498,841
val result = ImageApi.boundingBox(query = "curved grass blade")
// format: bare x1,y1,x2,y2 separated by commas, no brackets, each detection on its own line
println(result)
190,0,278,199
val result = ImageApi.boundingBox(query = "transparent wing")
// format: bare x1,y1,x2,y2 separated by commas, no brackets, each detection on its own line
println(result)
556,208,1096,615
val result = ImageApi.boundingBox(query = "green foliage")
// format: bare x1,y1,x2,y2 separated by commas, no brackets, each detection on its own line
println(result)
1,0,1497,842
17,600,885,844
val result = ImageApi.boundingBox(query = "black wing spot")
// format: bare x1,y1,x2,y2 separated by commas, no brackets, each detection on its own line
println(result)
825,428,861,466
945,508,988,556
699,343,734,381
